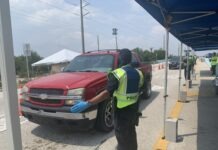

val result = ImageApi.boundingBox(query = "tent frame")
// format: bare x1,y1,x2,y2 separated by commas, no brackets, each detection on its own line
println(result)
139,0,218,139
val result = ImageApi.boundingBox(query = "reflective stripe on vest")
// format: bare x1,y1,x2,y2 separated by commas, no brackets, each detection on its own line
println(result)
112,67,144,108
189,56,194,65
136,69,144,88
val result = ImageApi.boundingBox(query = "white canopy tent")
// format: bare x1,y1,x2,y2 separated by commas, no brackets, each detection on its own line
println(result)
32,49,80,67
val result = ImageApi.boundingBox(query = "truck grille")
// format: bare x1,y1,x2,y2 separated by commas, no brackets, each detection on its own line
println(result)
29,88,64,106
30,88,64,95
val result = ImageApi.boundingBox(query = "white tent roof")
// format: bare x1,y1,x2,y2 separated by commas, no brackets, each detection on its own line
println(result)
32,49,80,66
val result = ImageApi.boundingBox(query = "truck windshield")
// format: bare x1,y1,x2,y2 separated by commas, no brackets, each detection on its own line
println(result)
63,54,114,73
171,56,179,62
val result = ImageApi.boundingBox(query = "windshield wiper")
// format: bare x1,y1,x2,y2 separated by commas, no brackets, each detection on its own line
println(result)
63,70,75,72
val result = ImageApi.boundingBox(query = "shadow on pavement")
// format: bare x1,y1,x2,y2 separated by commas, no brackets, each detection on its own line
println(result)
31,125,114,147
200,70,211,77
139,91,159,112
31,91,159,147
197,70,218,150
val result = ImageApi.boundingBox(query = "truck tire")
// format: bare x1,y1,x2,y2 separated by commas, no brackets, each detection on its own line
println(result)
95,98,114,132
142,81,152,99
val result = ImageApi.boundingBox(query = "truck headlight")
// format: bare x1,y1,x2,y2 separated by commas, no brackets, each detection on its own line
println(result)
67,88,84,96
21,85,29,93
21,85,29,100
65,88,85,105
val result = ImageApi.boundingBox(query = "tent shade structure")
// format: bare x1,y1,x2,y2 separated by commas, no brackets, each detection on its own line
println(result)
135,0,218,51
135,0,218,138
32,49,80,66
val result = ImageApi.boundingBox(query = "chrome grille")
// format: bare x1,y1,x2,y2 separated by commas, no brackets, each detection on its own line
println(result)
30,88,64,95
29,88,64,105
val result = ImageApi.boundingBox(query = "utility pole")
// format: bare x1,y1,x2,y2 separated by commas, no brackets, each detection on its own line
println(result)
112,28,118,50
156,53,158,62
97,35,100,51
178,43,180,57
80,0,89,53
23,43,31,80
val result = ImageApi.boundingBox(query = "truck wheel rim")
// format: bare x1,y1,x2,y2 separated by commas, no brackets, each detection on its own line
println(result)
105,101,113,127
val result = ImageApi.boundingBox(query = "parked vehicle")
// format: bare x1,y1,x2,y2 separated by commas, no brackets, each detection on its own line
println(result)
169,56,184,69
20,50,152,132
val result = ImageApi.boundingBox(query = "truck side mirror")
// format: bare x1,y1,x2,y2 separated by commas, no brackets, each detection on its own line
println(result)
131,62,139,68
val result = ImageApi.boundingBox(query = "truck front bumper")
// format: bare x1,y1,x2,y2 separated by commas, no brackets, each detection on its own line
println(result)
21,106,97,120
21,101,98,130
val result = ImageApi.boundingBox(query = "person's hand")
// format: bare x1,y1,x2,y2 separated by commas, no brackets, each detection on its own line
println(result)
70,100,92,113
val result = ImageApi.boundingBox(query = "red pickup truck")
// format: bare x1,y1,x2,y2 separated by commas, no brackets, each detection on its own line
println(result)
20,50,152,131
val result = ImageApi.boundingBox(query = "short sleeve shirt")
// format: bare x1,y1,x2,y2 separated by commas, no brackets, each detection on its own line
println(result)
106,73,119,96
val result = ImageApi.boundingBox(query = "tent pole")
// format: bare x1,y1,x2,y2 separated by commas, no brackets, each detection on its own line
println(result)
178,43,183,101
0,0,22,149
163,27,169,139
186,47,189,83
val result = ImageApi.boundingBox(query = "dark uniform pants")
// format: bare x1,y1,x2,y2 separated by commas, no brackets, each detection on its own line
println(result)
211,65,216,75
184,66,191,80
114,103,138,150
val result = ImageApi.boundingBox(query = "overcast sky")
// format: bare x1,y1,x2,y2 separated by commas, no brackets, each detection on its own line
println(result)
9,0,215,57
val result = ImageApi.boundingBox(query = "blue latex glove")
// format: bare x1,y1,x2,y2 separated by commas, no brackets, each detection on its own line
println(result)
70,100,92,113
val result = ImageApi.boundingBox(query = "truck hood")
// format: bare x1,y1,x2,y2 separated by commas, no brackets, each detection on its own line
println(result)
27,72,107,89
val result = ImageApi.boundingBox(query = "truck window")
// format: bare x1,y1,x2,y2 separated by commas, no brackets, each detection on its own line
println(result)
63,54,114,73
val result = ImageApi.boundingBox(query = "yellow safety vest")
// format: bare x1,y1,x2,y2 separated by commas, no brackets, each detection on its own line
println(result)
211,56,217,66
111,67,144,108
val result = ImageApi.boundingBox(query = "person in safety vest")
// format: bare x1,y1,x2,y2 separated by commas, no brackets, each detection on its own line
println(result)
71,49,144,150
189,55,195,74
211,52,217,75
216,53,218,76
183,57,192,80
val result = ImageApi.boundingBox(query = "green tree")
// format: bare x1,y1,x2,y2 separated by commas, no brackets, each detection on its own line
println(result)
154,48,165,60
15,51,48,78
132,47,144,60
132,47,165,63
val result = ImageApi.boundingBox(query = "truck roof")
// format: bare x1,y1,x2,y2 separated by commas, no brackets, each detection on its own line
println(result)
81,49,138,56
82,49,119,55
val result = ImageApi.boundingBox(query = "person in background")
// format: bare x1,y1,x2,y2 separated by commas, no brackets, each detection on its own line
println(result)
216,53,218,76
183,57,192,81
211,52,217,75
70,49,144,150
190,55,196,75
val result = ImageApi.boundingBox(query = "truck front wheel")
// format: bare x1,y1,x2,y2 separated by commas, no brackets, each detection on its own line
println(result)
142,81,152,99
95,98,114,132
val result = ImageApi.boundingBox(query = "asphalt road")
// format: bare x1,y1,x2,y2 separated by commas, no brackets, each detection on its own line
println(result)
0,69,183,150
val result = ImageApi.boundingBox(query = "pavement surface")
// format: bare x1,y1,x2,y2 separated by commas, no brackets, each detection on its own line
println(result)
168,60,218,150
0,68,184,150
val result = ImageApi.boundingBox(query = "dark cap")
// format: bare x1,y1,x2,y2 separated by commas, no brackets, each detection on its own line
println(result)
119,48,132,66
